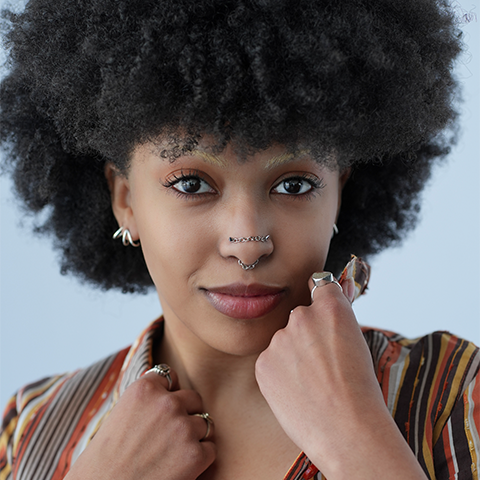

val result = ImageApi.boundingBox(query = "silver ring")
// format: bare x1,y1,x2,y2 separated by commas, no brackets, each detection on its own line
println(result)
238,259,259,270
229,235,270,243
143,364,173,390
311,272,342,301
194,413,214,441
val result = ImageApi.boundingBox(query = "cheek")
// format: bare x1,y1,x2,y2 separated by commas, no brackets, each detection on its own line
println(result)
133,203,214,286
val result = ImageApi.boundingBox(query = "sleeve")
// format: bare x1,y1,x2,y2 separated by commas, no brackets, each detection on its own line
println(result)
433,369,480,479
0,394,19,480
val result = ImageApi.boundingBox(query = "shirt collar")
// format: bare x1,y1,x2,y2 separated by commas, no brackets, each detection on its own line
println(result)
114,317,165,400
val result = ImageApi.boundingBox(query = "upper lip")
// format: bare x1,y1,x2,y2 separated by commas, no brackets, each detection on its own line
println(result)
204,283,285,296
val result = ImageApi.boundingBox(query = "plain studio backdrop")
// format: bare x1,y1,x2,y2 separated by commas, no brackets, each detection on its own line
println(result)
0,1,479,407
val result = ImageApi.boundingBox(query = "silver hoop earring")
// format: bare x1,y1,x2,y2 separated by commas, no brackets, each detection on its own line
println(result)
113,226,140,247
229,235,270,243
332,224,339,236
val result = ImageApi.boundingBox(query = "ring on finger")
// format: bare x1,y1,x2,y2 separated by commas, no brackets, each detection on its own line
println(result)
311,271,342,301
143,364,173,391
194,412,214,441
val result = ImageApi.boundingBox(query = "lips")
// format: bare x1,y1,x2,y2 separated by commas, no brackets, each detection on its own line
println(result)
203,283,285,319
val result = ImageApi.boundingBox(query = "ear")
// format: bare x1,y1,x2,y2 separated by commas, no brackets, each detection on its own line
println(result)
335,167,351,221
105,162,139,240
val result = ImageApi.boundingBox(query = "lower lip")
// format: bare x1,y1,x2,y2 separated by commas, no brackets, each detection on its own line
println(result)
204,291,284,319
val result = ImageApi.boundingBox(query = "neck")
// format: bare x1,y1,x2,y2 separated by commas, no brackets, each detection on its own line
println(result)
155,317,267,411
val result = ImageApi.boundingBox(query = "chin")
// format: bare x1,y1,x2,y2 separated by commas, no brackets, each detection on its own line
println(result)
207,315,288,357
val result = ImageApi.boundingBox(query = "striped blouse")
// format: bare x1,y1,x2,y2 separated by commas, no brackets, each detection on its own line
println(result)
1,318,479,480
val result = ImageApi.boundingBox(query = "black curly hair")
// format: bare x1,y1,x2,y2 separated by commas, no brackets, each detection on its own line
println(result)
0,0,462,293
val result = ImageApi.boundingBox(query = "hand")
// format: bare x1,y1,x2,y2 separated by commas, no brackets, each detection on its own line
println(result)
65,367,215,480
255,275,427,479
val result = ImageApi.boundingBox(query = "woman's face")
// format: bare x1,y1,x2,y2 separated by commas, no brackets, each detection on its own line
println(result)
109,139,348,356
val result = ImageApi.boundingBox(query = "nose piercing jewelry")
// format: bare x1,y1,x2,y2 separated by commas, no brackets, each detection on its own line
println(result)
238,259,260,270
229,235,270,243
229,235,270,270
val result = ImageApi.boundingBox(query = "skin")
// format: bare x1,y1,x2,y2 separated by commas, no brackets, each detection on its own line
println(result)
65,140,427,479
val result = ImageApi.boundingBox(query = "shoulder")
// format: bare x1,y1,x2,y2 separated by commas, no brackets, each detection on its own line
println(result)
362,327,479,405
0,347,129,480
362,327,480,478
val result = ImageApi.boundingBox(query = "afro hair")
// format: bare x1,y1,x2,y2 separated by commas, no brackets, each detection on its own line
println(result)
0,0,462,292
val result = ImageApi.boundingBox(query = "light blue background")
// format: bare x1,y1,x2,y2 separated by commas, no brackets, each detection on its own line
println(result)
1,2,479,407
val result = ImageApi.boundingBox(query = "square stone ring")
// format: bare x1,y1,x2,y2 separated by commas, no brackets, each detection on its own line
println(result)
311,272,343,301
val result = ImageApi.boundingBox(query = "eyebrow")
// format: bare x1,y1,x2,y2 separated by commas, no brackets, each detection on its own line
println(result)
191,149,227,166
265,150,311,168
189,148,311,168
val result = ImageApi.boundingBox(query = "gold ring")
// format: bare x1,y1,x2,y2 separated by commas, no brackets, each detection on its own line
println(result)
194,412,214,441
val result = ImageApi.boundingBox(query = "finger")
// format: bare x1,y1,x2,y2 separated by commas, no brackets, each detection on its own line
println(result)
199,439,217,469
343,277,356,303
192,412,215,441
173,389,205,415
142,364,180,391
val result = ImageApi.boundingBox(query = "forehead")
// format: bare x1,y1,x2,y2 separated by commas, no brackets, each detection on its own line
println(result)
136,133,341,171
144,135,321,168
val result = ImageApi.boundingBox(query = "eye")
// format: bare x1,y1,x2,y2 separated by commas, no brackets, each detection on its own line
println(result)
162,170,216,197
173,176,213,194
272,174,323,196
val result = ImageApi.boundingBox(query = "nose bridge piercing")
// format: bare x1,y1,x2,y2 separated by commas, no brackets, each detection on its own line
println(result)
229,235,270,243
229,235,271,270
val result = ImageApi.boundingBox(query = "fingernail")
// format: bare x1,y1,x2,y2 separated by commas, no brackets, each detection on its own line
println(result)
347,277,355,303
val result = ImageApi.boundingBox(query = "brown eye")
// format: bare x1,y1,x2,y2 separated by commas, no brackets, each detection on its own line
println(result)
272,177,314,195
166,174,215,196
179,178,202,193
283,179,304,194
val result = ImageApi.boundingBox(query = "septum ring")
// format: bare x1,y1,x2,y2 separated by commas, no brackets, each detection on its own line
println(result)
194,413,214,441
143,364,173,391
229,235,270,243
238,259,259,270
230,235,270,270
311,272,343,301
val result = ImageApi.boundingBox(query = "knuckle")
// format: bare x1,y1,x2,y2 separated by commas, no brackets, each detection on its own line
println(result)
128,376,159,400
255,351,267,376
289,305,309,322
169,416,194,440
319,295,344,318
266,327,286,351
184,443,209,468
157,392,183,414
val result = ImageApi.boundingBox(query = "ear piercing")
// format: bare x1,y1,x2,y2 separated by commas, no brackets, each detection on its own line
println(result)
113,226,140,247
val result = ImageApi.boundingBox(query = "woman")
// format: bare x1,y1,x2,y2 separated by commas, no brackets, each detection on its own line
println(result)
0,0,478,479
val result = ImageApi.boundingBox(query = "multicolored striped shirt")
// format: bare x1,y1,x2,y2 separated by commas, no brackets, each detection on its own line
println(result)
1,318,479,480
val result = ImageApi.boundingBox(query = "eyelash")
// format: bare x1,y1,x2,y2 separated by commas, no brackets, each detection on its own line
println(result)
272,173,325,200
162,169,215,200
161,170,325,200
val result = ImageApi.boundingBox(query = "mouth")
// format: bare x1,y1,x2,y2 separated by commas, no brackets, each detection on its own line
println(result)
202,283,286,319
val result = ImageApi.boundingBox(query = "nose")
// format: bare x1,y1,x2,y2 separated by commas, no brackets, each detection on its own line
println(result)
218,193,275,268
220,234,274,269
